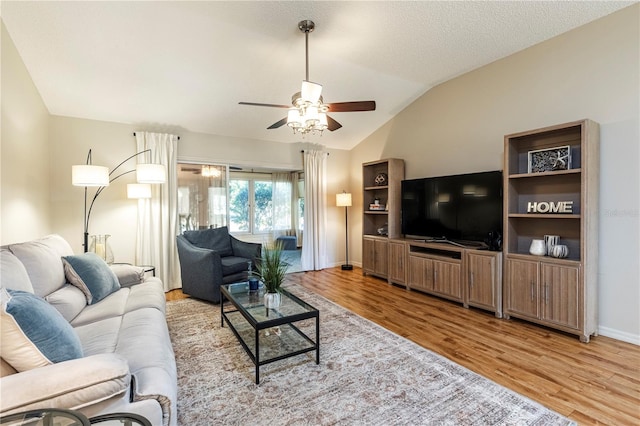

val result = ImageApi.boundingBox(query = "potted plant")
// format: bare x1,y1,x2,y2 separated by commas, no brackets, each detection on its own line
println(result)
255,242,288,308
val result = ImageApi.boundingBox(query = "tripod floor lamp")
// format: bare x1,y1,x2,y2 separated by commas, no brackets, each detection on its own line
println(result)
336,191,353,271
72,149,166,252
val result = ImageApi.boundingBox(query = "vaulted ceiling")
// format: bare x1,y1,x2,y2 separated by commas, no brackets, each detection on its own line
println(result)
2,1,632,150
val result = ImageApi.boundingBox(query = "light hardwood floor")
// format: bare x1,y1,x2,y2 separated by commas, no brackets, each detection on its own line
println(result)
167,267,640,425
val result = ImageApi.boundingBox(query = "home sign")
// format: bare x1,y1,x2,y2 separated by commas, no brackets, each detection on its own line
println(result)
527,201,574,214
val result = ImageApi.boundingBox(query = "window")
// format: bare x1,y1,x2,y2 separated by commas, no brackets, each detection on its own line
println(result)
229,176,279,235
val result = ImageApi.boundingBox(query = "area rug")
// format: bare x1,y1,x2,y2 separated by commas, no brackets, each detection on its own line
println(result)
166,284,575,425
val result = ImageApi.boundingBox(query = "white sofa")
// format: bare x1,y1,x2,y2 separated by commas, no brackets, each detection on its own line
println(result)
0,235,177,426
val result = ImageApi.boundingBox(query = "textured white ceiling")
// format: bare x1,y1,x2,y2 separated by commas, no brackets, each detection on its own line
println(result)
2,1,633,150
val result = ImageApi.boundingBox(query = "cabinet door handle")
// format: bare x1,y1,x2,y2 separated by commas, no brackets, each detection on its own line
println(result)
545,283,549,304
530,282,535,301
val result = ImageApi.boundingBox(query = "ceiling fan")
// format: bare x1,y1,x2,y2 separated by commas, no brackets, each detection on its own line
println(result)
239,20,376,135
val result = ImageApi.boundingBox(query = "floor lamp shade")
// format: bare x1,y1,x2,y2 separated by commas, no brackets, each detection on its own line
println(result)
336,192,352,207
72,165,109,187
337,192,353,270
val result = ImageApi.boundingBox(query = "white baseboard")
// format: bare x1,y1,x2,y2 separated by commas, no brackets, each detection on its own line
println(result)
598,326,640,345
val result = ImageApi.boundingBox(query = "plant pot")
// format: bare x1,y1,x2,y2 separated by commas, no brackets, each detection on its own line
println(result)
264,292,281,309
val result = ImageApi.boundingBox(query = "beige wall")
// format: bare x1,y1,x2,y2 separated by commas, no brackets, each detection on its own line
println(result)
350,5,640,342
46,116,349,266
1,23,52,243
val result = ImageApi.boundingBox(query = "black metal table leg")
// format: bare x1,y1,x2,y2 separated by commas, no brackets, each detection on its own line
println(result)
255,328,260,384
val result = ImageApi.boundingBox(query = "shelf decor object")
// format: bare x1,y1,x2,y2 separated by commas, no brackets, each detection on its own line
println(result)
336,191,353,271
72,149,166,252
527,145,571,173
503,119,599,342
374,172,388,186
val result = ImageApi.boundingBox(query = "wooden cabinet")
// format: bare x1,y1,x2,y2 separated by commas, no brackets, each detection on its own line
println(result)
362,159,404,279
406,242,464,304
504,258,540,319
540,262,581,330
403,240,503,317
466,251,503,318
503,119,598,342
388,239,407,285
432,260,462,301
407,255,433,292
362,236,388,278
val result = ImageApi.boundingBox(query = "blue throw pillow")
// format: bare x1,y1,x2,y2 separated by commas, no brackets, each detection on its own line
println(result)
0,288,83,372
62,253,120,304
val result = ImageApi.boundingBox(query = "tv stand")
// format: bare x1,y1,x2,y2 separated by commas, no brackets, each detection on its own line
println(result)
404,240,503,318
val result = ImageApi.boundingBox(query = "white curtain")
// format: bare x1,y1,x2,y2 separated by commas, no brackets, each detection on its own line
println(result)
291,171,302,247
135,132,181,291
272,172,292,240
301,149,328,271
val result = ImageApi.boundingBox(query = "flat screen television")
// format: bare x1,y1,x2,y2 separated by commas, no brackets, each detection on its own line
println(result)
401,170,503,249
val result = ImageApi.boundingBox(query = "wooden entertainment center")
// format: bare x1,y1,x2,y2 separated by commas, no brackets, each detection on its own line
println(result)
361,119,598,341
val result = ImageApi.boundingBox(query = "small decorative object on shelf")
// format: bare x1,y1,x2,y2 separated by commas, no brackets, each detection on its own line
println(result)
544,235,559,256
550,244,569,258
529,239,546,256
527,200,574,214
377,223,388,236
528,145,571,173
374,172,388,186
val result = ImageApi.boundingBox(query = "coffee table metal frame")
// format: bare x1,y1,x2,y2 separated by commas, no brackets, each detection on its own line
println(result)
220,283,319,384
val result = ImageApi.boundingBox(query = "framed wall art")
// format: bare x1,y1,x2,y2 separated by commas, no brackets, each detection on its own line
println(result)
527,145,571,173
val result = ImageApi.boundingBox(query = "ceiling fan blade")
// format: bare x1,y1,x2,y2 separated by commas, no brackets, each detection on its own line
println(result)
326,115,342,131
267,117,288,129
239,102,290,109
327,101,376,112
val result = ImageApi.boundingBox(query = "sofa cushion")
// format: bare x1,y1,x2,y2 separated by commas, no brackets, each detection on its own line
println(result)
63,253,121,304
183,226,233,257
45,284,88,322
110,264,145,287
7,235,73,297
221,256,252,276
0,250,34,293
0,289,83,372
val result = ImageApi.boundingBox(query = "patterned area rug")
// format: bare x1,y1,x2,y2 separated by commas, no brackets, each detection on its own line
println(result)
166,284,575,425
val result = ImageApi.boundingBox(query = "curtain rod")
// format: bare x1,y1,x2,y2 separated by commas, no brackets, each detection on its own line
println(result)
300,150,329,155
133,132,180,140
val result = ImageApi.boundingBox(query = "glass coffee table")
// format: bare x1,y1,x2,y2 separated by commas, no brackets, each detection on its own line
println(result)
220,282,319,384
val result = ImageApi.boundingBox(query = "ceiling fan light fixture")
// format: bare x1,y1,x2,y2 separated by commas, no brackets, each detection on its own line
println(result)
301,80,323,103
287,108,303,128
239,18,375,136
318,112,328,129
305,105,319,125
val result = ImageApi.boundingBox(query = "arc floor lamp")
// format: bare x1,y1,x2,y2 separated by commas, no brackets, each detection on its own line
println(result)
336,191,353,271
72,149,165,252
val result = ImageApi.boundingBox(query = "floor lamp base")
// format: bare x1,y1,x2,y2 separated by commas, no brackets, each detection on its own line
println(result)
341,264,353,271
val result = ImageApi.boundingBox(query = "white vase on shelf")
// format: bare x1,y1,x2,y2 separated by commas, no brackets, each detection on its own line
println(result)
529,239,546,256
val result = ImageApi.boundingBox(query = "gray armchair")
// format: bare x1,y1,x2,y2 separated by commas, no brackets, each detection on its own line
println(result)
176,226,261,303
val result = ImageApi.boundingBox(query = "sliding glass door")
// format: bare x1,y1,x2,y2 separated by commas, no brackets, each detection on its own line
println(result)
177,163,303,246
177,163,228,232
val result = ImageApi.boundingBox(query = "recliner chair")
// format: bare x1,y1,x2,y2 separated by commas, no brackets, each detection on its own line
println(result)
176,226,261,303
